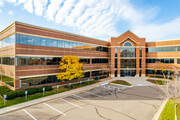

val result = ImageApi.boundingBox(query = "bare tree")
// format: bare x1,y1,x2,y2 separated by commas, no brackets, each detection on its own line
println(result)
154,62,180,120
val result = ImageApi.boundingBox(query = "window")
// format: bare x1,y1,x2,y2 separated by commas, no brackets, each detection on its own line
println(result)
121,47,136,57
41,38,46,46
27,36,34,45
177,58,180,64
124,42,132,46
115,47,118,57
34,37,41,46
58,40,64,48
20,34,27,44
51,40,58,47
46,39,52,47
139,47,142,57
2,57,14,65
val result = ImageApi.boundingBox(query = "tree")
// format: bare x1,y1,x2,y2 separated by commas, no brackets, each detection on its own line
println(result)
154,62,180,120
57,55,84,89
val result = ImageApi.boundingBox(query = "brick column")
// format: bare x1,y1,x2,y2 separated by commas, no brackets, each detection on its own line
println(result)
14,77,19,90
110,47,115,77
136,48,140,77
117,47,120,77
175,57,177,64
141,48,146,77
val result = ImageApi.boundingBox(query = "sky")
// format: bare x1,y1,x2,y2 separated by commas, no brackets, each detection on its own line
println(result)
0,0,180,42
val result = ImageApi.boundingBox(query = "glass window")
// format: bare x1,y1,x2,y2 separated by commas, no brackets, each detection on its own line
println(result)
27,36,34,45
170,58,174,63
34,37,41,46
16,34,20,44
51,40,58,47
47,57,53,65
34,57,41,65
58,40,64,48
177,58,180,64
20,34,28,44
20,57,27,66
124,42,132,46
177,46,180,51
40,57,47,65
115,47,118,57
41,38,47,46
169,47,176,51
164,59,170,63
121,47,136,57
46,39,52,47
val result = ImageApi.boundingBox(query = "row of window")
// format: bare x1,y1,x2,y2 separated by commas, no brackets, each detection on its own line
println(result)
15,34,108,52
0,57,108,66
1,57,15,65
146,58,174,64
20,72,91,88
92,70,109,76
92,58,108,64
121,59,136,68
147,46,180,53
0,35,15,48
146,69,174,75
0,34,109,52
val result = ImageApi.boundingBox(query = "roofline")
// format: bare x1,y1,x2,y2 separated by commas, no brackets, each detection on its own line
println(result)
13,21,109,44
0,22,15,34
110,30,146,39
146,39,180,43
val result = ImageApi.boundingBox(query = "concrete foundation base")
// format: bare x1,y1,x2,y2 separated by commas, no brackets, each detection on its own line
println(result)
110,74,114,77
141,74,145,77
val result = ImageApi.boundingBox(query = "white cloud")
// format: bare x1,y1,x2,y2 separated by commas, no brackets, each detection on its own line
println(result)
45,0,64,21
55,0,77,23
24,0,33,13
5,0,180,41
7,0,16,3
0,9,2,13
34,0,48,16
8,10,13,15
0,1,3,6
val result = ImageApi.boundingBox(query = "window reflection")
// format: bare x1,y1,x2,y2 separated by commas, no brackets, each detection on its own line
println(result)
14,34,108,52
121,47,136,57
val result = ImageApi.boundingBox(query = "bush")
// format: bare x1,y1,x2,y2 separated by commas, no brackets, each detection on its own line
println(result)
6,91,17,100
44,86,52,91
1,86,53,100
0,86,12,96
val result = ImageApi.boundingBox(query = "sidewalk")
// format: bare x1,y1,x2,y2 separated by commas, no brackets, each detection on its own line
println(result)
0,79,112,115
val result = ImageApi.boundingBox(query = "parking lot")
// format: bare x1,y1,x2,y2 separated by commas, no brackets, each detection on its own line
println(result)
0,84,164,120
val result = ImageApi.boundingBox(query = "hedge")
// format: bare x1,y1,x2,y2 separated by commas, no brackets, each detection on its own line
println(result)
0,86,52,100
0,86,12,96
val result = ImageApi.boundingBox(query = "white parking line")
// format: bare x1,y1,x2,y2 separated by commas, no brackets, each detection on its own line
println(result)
23,109,37,120
72,94,96,103
43,103,67,116
83,91,106,99
59,98,83,109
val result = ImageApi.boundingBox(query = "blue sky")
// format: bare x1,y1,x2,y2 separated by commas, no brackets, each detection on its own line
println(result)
0,0,180,42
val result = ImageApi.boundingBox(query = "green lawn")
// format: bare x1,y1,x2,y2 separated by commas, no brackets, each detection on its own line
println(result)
0,80,98,109
111,80,131,86
159,100,180,120
147,79,167,85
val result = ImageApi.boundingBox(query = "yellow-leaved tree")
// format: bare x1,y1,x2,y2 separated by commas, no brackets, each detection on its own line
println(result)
57,55,84,89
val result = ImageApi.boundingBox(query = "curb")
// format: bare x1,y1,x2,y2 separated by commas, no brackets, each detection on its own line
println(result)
152,99,168,120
